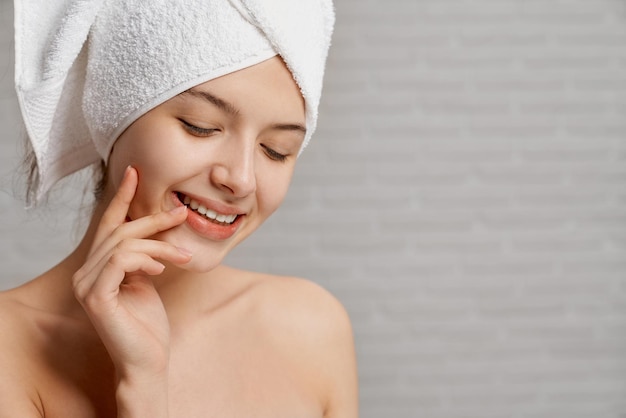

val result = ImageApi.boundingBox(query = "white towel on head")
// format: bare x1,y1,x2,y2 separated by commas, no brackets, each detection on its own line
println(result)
14,0,335,203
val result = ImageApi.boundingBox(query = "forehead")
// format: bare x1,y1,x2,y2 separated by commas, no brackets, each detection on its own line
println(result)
184,56,305,120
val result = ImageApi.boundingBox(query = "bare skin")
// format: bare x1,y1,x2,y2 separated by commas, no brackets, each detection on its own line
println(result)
0,57,358,417
0,173,357,417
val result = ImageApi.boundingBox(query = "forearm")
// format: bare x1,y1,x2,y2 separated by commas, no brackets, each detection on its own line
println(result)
116,373,169,418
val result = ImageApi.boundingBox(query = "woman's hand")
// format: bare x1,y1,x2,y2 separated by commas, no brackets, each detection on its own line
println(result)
71,166,191,415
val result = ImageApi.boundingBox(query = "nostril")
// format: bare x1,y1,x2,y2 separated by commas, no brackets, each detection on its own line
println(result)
209,156,256,198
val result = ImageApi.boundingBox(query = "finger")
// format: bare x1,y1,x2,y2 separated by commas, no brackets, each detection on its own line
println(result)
74,251,165,306
114,205,188,242
92,166,138,248
76,237,192,292
108,236,193,273
86,205,188,271
116,238,193,265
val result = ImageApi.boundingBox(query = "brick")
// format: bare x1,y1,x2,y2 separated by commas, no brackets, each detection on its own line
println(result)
524,55,612,71
515,190,612,207
463,258,555,277
459,32,549,48
380,211,475,234
474,77,565,92
510,234,606,253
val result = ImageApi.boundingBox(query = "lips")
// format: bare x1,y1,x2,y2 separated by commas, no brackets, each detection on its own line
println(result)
176,192,238,225
173,192,245,240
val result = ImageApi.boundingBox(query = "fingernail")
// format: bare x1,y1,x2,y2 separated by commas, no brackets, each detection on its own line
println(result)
176,247,193,257
124,165,132,178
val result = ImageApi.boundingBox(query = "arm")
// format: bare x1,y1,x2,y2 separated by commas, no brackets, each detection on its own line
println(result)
271,279,359,418
0,350,43,418
115,374,170,418
0,396,42,418
72,167,190,417
0,381,43,418
320,300,359,418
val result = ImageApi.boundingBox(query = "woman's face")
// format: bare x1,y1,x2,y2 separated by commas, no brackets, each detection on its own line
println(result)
105,56,306,272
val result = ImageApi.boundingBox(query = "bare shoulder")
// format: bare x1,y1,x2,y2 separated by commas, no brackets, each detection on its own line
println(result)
0,291,44,417
239,270,353,343
0,289,36,352
233,269,359,417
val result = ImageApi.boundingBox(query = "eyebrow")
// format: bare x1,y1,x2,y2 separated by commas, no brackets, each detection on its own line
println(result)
270,123,307,135
182,88,240,116
180,88,307,135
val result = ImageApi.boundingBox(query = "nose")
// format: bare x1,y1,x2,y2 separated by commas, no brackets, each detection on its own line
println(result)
210,138,257,198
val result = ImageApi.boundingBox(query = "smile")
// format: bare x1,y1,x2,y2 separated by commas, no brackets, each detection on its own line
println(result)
176,192,238,225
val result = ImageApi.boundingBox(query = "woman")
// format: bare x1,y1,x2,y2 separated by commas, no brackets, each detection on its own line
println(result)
0,0,358,416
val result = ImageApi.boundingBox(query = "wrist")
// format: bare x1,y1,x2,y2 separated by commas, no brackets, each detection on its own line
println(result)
116,372,169,418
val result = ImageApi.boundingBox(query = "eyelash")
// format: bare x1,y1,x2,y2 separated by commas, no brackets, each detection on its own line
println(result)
261,144,288,162
181,119,287,162
180,119,219,136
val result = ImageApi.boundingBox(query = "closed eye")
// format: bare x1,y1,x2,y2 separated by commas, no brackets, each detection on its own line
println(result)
261,144,288,162
179,119,220,136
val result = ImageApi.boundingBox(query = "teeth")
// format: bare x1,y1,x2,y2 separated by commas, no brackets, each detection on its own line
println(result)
206,208,218,219
179,194,238,224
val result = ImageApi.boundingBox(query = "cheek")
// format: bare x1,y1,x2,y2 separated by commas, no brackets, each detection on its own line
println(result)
112,130,188,216
256,167,295,216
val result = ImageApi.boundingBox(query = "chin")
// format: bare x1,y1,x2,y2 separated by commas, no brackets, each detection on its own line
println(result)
154,227,232,274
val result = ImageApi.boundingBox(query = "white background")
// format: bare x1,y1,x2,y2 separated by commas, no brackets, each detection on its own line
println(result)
2,0,626,416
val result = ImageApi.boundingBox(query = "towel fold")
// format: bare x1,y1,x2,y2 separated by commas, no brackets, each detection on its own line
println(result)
14,0,334,202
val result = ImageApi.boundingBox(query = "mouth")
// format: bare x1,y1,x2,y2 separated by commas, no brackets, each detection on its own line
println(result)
175,192,239,226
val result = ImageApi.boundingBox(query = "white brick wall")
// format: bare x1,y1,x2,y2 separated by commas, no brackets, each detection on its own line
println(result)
2,0,626,416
